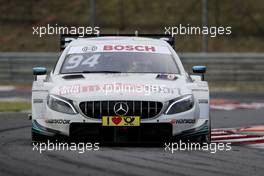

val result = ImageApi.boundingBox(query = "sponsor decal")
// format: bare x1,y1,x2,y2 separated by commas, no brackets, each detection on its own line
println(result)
102,116,140,126
59,84,80,95
156,74,177,81
68,44,171,54
103,45,155,52
170,119,196,124
45,119,70,124
82,45,97,52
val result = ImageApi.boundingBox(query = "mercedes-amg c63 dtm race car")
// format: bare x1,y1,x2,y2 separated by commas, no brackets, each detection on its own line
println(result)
31,34,210,143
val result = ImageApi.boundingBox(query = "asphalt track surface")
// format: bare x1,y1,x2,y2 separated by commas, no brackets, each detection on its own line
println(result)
0,91,264,176
0,107,264,176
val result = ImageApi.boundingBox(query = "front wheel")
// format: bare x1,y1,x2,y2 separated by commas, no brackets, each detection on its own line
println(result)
201,134,211,144
191,133,210,144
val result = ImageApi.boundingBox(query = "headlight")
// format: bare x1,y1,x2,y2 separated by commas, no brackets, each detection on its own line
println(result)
165,95,194,114
47,95,78,114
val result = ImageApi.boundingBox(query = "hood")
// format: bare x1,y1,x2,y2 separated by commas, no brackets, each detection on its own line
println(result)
50,73,191,102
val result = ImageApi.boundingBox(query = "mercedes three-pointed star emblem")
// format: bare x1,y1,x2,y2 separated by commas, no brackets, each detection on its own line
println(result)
114,102,129,116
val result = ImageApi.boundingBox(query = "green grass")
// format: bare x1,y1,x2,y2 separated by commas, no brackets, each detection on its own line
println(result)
0,102,31,112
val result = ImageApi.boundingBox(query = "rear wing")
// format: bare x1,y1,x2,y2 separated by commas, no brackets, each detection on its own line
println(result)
60,34,175,51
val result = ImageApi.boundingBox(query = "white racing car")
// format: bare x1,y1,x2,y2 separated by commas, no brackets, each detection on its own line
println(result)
31,35,210,143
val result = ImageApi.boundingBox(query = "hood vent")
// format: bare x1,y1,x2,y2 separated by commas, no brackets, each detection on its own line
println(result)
62,74,84,80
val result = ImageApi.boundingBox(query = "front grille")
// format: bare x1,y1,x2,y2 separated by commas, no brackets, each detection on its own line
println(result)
79,101,163,119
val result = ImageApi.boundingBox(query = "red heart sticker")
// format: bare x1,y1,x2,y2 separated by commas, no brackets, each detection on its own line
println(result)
112,116,122,125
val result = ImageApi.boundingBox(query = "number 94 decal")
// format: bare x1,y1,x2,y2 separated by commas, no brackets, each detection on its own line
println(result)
65,54,100,69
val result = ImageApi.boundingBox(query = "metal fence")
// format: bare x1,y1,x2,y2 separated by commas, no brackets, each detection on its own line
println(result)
0,52,264,83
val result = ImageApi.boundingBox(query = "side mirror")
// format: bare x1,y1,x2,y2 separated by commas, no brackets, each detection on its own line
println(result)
192,66,207,81
33,67,47,81
33,67,47,75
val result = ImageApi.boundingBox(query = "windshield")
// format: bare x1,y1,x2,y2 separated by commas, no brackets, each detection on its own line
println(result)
60,52,179,74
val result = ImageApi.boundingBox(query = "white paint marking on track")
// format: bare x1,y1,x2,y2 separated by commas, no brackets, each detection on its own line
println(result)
211,134,248,139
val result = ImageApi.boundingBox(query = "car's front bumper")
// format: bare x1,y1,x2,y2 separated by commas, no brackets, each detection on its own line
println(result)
32,118,209,142
32,99,209,142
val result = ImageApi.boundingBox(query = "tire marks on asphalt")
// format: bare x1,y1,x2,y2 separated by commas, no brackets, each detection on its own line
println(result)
0,125,30,133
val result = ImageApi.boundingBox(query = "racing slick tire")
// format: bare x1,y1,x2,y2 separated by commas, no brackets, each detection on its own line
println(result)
198,118,211,144
195,134,211,144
